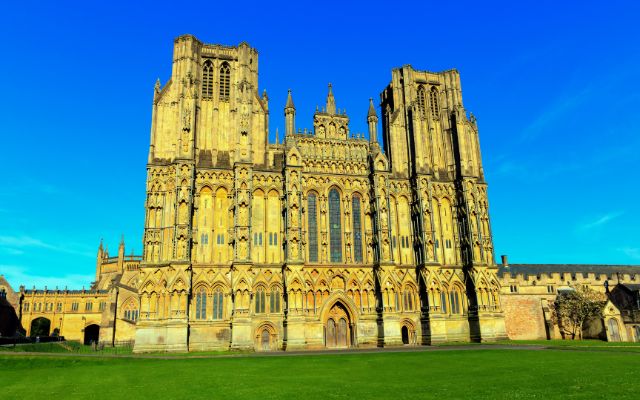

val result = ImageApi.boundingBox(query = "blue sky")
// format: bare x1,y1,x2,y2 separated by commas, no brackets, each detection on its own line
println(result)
1,1,639,288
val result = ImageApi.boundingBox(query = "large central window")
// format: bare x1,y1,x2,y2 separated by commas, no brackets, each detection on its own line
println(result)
329,189,342,262
308,193,318,262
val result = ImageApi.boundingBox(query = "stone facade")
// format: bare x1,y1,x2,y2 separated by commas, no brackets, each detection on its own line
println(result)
130,34,507,352
4,35,638,351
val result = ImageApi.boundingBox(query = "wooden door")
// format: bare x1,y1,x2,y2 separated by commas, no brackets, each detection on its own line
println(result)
261,329,270,351
338,318,348,347
327,319,337,347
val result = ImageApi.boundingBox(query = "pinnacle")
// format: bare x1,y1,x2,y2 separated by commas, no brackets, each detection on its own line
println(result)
285,89,295,109
368,98,377,118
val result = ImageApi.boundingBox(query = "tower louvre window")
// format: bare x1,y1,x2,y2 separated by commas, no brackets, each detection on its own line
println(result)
429,86,439,118
202,60,214,99
219,62,230,101
417,85,427,117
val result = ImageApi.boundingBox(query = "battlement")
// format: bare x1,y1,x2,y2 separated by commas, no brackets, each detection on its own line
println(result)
497,263,640,288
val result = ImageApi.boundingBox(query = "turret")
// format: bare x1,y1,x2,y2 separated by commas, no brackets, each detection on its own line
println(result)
367,98,378,143
118,235,125,272
95,239,104,283
285,89,296,136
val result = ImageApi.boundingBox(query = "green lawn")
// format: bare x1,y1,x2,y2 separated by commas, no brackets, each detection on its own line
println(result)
1,348,639,399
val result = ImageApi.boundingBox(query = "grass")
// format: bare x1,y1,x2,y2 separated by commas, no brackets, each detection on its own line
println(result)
1,347,639,399
0,341,133,355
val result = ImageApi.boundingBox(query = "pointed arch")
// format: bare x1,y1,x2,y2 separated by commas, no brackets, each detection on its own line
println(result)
307,190,319,262
352,193,364,263
429,86,439,118
328,187,342,262
202,59,214,99
219,61,230,101
417,85,427,117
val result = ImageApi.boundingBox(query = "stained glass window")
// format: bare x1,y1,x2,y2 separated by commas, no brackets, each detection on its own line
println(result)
255,287,266,314
196,288,207,320
270,289,281,313
441,291,447,313
308,193,318,262
213,288,223,320
352,196,363,263
329,189,342,262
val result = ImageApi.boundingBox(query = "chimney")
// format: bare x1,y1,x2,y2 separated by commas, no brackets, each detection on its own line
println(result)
501,255,509,268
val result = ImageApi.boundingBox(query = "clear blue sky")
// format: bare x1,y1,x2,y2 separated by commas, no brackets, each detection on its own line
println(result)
1,1,639,288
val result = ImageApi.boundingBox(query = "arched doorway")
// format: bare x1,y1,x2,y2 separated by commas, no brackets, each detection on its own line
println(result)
84,324,100,345
325,302,351,348
255,323,277,351
30,317,51,337
607,319,620,342
261,329,270,351
401,326,409,344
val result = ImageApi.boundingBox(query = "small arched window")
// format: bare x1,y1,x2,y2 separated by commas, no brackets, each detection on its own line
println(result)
202,60,214,99
270,288,281,313
352,195,363,263
417,85,427,117
212,287,224,320
329,189,342,262
404,288,415,311
308,193,319,262
219,62,230,101
195,288,207,320
123,299,139,321
429,86,439,118
449,289,461,314
440,291,448,314
255,287,266,314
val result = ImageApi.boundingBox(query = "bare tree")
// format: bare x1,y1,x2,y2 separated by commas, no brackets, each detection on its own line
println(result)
550,285,607,340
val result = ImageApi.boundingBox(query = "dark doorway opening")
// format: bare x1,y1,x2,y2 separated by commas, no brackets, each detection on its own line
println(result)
84,324,100,345
30,317,51,337
401,326,409,344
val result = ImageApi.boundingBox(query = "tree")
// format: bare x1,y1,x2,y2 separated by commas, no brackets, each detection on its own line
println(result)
550,285,607,340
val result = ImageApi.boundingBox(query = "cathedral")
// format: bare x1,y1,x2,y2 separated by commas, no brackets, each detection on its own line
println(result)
132,34,506,352
10,34,636,352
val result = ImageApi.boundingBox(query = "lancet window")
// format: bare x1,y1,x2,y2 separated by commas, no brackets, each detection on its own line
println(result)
449,289,461,314
219,62,230,101
202,60,214,99
270,288,281,313
329,189,342,262
307,193,319,262
195,287,207,320
417,85,427,117
212,287,224,320
429,86,439,118
352,195,363,263
255,287,266,314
